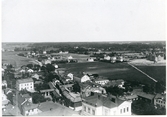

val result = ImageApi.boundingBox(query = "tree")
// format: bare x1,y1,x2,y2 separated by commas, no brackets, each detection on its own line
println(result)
72,82,81,93
32,92,46,104
26,64,33,69
46,64,55,72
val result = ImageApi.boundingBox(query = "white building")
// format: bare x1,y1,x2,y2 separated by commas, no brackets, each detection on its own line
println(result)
82,94,132,116
67,73,74,80
104,56,111,61
94,78,110,86
16,78,34,91
81,75,90,83
27,69,34,73
2,91,9,109
87,58,94,62
67,55,73,60
2,80,7,88
154,93,166,108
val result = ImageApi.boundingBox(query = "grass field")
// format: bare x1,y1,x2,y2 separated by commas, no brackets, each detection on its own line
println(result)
58,62,166,85
2,51,34,69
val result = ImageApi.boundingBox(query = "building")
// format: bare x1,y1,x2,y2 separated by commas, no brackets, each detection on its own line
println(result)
81,74,90,83
2,91,9,109
154,93,166,108
16,78,34,91
116,56,124,62
110,56,117,63
59,85,82,111
94,77,110,86
104,55,111,61
13,92,40,116
87,58,94,62
2,80,7,88
81,82,106,98
134,91,155,103
82,93,132,115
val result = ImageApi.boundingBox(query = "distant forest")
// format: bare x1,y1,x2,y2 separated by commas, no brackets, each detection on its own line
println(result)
28,41,165,52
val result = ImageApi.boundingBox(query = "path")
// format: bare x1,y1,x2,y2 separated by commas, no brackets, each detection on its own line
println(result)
128,63,157,82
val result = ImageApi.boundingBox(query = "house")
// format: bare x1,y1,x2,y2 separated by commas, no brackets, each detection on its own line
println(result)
94,77,109,86
67,73,74,80
81,82,106,98
2,90,9,109
110,56,117,63
154,93,166,108
4,88,13,95
54,64,59,69
44,59,52,65
43,51,47,54
16,78,34,91
32,73,40,80
2,80,7,88
27,69,34,73
2,68,5,76
13,92,40,116
81,74,90,83
116,56,124,62
106,79,125,88
59,85,82,111
20,69,26,73
133,91,155,103
82,93,132,115
104,55,111,61
67,55,73,60
87,58,94,62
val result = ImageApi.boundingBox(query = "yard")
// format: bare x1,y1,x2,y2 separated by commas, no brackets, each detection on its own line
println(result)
2,51,34,69
58,62,166,85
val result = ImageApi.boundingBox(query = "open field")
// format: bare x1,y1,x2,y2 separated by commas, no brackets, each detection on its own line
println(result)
52,53,90,62
58,62,166,85
2,51,34,69
129,59,166,66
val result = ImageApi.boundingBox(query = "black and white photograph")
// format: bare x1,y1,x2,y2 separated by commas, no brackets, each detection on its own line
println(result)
1,0,166,116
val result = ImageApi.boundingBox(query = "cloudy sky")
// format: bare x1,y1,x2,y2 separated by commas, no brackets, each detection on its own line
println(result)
2,0,166,42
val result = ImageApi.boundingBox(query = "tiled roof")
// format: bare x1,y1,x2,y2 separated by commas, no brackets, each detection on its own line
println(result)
17,78,33,84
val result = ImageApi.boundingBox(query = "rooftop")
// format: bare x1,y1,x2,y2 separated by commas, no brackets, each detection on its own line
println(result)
36,101,79,116
154,93,166,101
17,78,33,84
135,92,155,100
83,93,124,108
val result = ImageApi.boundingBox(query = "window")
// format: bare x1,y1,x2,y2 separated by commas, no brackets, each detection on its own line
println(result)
27,84,29,86
127,107,129,112
120,109,122,114
88,108,90,113
124,108,125,113
92,110,95,115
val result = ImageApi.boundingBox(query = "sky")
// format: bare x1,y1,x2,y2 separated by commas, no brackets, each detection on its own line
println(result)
2,0,166,42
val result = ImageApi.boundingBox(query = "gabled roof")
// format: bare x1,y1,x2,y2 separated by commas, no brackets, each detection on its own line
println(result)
17,78,33,84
